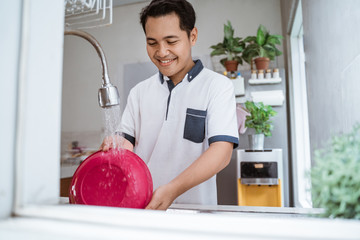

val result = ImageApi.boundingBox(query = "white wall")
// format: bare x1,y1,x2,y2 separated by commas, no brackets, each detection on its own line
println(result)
192,0,284,67
62,0,284,137
302,0,360,154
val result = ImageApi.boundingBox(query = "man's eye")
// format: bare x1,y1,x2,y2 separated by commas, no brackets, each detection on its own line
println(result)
167,41,178,45
147,42,157,46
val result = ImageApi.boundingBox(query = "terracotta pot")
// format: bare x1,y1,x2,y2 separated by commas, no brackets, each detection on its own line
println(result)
254,57,270,70
224,60,239,72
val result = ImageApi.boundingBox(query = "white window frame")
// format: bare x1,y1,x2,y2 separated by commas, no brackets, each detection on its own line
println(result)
287,0,312,208
0,0,22,219
2,0,360,239
13,0,64,209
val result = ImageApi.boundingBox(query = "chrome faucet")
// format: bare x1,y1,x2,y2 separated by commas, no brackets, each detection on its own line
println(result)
64,30,120,108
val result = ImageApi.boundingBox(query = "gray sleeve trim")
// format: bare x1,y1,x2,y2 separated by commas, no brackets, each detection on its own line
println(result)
123,133,135,146
208,135,239,149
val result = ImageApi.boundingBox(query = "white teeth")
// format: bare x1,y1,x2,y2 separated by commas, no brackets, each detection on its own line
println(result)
160,59,172,63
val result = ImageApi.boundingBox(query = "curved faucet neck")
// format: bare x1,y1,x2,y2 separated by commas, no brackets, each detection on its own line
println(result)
64,30,110,86
64,30,120,108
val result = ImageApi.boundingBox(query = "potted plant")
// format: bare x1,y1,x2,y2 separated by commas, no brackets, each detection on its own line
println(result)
242,24,283,70
244,101,277,150
210,20,245,72
311,124,360,219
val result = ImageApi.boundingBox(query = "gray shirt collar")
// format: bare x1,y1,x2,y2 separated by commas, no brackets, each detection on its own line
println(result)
159,59,204,84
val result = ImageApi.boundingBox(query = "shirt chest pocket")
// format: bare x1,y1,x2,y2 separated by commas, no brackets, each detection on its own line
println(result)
183,108,207,143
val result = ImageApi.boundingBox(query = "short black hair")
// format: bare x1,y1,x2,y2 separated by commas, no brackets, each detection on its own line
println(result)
140,0,196,37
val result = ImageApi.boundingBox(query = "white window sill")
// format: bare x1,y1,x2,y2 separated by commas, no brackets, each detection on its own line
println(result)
1,204,359,239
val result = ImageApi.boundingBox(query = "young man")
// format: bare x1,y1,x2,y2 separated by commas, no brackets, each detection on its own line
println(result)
101,0,239,210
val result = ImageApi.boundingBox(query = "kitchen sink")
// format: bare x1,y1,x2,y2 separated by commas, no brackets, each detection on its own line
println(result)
167,204,324,218
60,197,323,218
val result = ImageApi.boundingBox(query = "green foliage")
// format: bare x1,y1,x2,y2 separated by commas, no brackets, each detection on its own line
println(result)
242,24,283,64
311,124,360,219
210,20,245,66
244,101,277,137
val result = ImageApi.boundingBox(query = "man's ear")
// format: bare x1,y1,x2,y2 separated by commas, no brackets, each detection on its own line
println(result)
190,27,198,46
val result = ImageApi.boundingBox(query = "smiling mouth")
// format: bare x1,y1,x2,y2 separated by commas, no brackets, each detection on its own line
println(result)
157,58,177,66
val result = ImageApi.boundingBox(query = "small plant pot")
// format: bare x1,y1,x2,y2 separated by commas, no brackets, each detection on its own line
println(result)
248,134,265,150
224,60,239,72
254,57,270,70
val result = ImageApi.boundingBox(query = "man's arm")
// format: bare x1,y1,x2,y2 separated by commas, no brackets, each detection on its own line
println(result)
145,141,233,210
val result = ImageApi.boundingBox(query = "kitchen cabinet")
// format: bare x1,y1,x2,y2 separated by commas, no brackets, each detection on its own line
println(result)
60,177,72,197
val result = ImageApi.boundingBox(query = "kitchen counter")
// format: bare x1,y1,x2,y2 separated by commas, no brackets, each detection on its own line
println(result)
59,197,323,217
60,149,96,178
60,162,82,197
168,204,324,218
60,162,80,178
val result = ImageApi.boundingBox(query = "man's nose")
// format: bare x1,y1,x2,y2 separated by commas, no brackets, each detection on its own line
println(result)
157,43,169,57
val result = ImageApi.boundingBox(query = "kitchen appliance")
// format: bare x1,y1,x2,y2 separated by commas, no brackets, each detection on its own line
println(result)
237,149,284,207
69,149,153,208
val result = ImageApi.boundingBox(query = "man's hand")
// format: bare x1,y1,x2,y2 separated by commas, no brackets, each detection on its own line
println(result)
99,135,134,152
145,184,177,210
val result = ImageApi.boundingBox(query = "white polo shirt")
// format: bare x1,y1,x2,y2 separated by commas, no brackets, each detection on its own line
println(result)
120,60,239,205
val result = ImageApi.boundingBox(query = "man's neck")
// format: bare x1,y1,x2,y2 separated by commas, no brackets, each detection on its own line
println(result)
169,60,195,85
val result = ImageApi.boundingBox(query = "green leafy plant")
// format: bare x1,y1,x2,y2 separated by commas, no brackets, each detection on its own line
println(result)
242,24,283,64
244,101,277,137
311,124,360,219
210,20,245,66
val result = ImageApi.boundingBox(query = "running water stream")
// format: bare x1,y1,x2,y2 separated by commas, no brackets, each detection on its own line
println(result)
102,105,121,138
101,105,124,156
100,105,127,192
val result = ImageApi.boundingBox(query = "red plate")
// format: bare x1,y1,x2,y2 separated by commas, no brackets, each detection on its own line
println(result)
69,149,153,209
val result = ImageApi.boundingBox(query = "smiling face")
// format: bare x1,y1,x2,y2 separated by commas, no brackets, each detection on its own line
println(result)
145,12,197,84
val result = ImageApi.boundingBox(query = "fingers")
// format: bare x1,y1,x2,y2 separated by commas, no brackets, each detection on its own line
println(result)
145,192,160,210
145,200,162,210
98,142,106,151
103,142,110,151
144,186,174,211
99,135,124,152
99,136,111,151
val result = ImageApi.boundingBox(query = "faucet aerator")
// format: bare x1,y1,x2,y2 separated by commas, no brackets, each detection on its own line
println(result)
98,84,120,108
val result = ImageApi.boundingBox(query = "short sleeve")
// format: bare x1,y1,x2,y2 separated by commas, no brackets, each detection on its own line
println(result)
120,88,139,146
207,78,239,148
